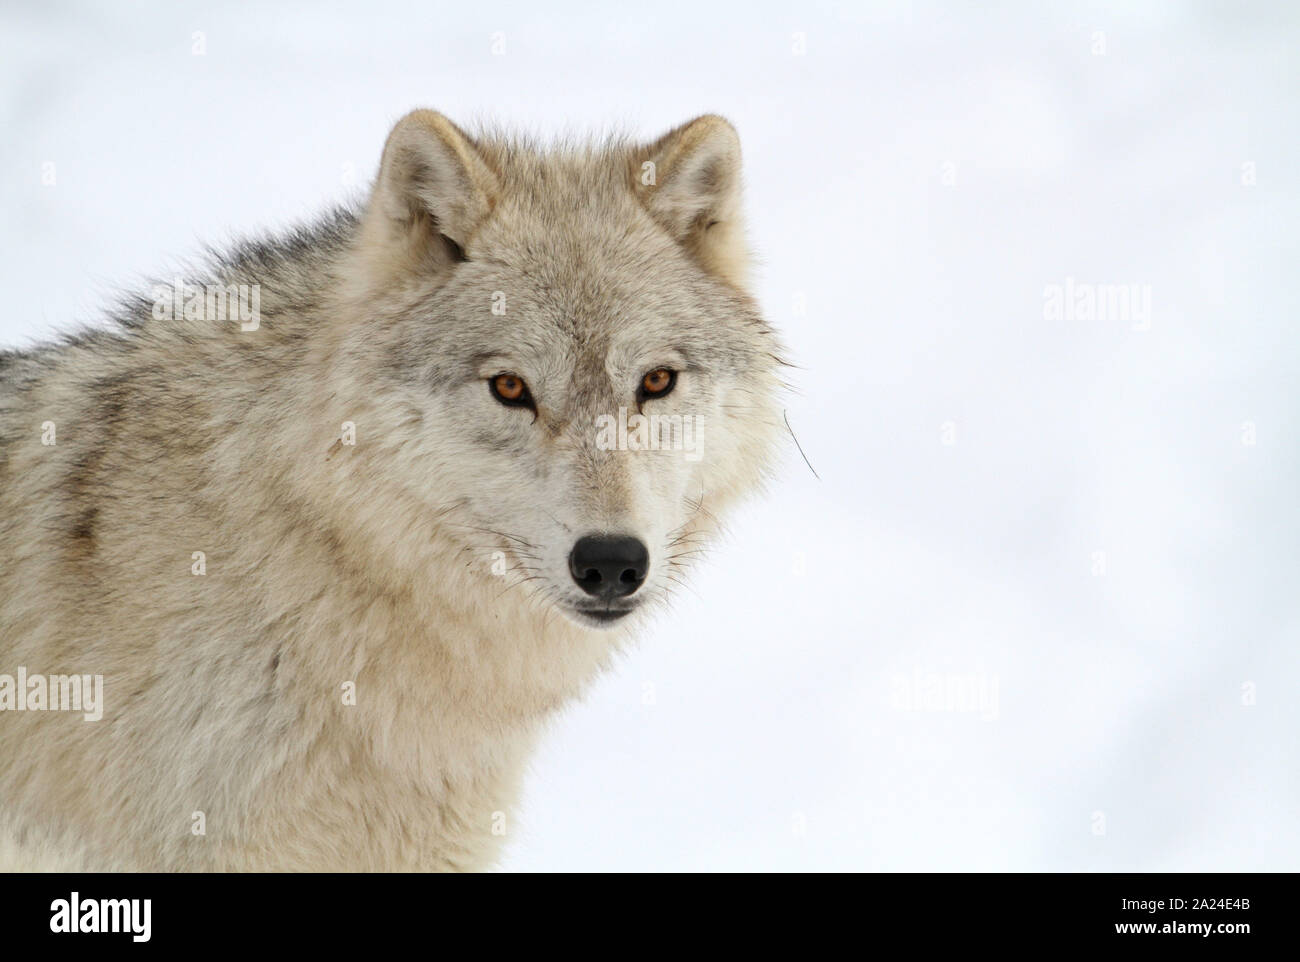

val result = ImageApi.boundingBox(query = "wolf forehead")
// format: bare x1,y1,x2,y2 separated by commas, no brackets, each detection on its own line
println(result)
401,262,760,404
429,251,756,357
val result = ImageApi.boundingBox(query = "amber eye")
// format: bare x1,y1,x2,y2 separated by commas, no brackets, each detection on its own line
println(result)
490,373,533,408
640,368,676,400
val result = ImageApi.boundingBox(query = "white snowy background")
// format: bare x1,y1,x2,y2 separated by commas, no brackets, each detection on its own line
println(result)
1,1,1296,870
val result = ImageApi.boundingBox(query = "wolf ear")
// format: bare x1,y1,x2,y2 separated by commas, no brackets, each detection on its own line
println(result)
636,115,749,289
359,110,499,279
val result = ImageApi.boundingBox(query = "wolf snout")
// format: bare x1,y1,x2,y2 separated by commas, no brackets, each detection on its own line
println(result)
568,535,649,599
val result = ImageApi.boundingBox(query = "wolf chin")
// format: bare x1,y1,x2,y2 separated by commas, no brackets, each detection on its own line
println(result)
0,111,784,870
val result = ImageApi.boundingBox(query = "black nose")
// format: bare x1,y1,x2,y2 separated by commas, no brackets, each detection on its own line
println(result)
568,535,649,599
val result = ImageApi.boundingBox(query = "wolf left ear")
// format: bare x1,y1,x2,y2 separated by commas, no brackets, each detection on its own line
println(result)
360,110,500,280
636,115,749,289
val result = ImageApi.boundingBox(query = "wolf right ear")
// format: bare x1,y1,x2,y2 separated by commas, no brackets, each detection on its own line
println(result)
635,115,749,289
359,110,500,279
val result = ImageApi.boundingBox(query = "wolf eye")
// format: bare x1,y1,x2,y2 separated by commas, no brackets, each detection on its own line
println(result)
639,368,676,400
490,373,533,409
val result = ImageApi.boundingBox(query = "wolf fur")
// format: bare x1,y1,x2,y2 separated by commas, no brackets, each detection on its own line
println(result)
0,111,784,870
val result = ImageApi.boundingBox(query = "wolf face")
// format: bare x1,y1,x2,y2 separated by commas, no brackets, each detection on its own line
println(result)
335,112,784,630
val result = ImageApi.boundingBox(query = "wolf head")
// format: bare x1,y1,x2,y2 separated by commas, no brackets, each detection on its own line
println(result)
329,110,783,631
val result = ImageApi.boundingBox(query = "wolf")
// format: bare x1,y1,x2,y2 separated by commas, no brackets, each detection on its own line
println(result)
0,110,784,870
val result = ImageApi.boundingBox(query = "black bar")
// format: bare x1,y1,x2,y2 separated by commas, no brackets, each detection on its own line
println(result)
0,872,1282,949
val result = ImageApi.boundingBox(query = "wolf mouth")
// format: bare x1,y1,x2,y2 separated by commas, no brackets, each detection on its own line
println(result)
569,605,637,626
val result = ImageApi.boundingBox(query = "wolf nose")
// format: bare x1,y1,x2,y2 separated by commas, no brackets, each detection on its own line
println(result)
568,535,649,599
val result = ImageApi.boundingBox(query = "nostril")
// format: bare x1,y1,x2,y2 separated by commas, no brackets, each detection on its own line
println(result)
620,568,640,585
